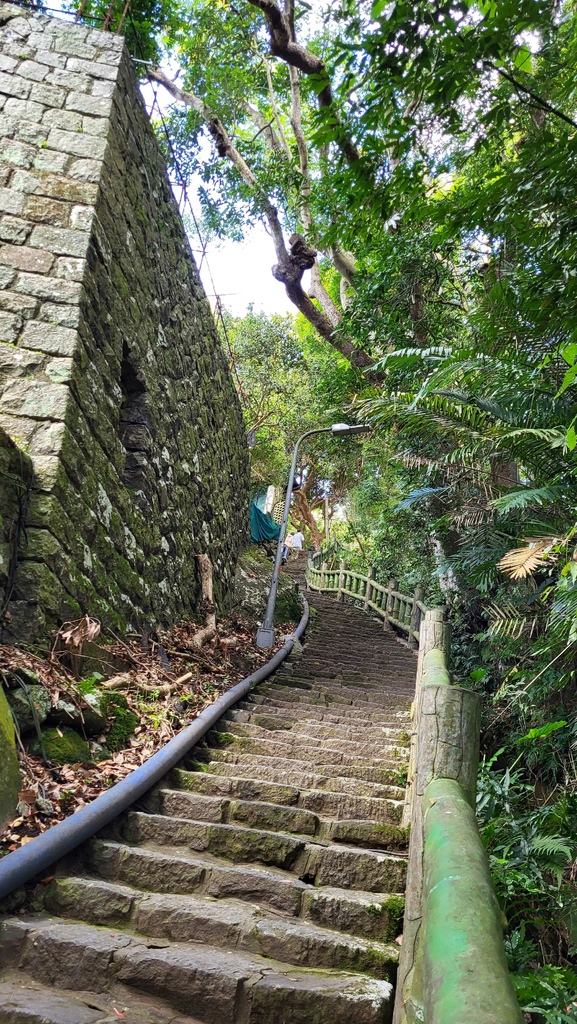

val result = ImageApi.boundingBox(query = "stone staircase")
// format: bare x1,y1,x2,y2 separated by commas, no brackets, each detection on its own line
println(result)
0,563,417,1024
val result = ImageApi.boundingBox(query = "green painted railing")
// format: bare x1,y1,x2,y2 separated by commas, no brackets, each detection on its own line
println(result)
306,552,434,646
395,637,523,1024
308,546,522,1024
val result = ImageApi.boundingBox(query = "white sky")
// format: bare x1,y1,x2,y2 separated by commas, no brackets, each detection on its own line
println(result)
197,227,295,318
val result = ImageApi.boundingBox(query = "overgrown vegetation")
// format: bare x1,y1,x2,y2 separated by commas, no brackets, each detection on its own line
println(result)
65,0,577,1012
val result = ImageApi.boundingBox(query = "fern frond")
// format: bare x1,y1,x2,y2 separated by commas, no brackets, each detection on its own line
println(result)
487,601,540,638
497,538,558,579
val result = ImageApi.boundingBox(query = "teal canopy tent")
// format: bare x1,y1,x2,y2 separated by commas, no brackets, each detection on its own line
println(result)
250,501,281,543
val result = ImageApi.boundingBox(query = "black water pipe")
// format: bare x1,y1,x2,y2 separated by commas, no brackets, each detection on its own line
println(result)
0,597,309,901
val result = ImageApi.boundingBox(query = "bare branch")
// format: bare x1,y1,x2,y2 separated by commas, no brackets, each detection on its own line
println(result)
247,0,360,163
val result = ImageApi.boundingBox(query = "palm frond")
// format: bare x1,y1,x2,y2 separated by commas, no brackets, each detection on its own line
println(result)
497,538,557,579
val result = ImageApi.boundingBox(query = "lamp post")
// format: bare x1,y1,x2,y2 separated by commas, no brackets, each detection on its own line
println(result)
256,422,372,649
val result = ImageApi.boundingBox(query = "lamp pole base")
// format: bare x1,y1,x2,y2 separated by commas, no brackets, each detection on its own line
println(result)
256,626,275,650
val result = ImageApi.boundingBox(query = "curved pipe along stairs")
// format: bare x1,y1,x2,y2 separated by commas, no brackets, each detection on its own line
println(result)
0,574,418,1024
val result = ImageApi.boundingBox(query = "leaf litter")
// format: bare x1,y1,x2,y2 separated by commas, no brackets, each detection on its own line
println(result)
0,610,290,855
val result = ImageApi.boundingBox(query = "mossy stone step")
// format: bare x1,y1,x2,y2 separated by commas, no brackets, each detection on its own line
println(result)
45,876,398,979
0,916,395,1024
204,740,404,769
86,839,404,940
199,753,407,786
202,761,405,800
156,788,321,836
170,768,404,824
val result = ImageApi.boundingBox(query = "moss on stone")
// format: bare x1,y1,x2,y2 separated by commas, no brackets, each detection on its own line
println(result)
0,684,20,828
28,725,91,764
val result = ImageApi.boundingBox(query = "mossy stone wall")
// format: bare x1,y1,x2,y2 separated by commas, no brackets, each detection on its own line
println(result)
0,5,249,640
0,682,19,828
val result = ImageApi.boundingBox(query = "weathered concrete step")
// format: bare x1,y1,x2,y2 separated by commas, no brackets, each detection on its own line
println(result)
120,813,407,892
87,839,308,916
242,695,410,725
223,722,404,758
232,714,407,743
200,753,407,787
155,789,321,836
121,811,306,869
45,877,398,979
225,721,407,754
171,769,403,824
170,767,300,806
261,684,413,711
87,840,404,940
1,917,395,1024
204,740,404,769
203,761,405,800
0,972,199,1024
234,701,406,728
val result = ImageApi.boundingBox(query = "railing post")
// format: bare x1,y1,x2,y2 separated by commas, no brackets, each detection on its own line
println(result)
364,565,375,611
337,559,345,602
383,578,398,630
321,560,327,591
409,586,424,649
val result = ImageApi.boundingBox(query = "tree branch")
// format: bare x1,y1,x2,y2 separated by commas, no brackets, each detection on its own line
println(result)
483,61,577,131
247,0,360,163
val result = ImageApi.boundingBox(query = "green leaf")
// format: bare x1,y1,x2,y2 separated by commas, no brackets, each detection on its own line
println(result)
513,45,533,73
371,0,394,18
518,721,567,744
567,424,577,451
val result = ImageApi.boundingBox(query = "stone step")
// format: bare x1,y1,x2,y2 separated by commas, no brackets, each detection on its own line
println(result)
0,972,200,1024
224,722,405,758
87,839,308,916
203,760,405,799
234,715,407,742
120,812,407,892
170,767,300,806
198,753,407,787
171,769,404,824
45,876,398,979
204,740,405,769
241,696,410,726
1,917,395,1024
154,789,321,836
87,840,404,940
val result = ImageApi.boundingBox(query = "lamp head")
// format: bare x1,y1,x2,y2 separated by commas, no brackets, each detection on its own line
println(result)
330,422,372,437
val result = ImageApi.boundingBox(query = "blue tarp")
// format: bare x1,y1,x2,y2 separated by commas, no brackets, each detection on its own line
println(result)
250,501,281,543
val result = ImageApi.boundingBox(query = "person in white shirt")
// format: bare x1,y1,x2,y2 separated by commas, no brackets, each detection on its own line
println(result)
291,530,305,559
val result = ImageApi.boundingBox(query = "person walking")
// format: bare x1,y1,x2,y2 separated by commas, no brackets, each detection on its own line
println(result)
291,529,305,560
282,533,294,563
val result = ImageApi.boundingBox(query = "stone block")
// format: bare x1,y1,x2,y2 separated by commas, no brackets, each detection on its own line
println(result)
0,309,20,342
0,289,37,317
33,149,70,174
22,194,72,226
1,378,69,420
0,187,24,215
0,137,35,169
35,49,67,70
11,169,98,204
56,255,85,281
68,158,100,182
4,97,45,122
29,224,89,257
45,127,106,161
66,56,119,81
0,215,32,243
0,68,31,99
17,59,49,82
0,340,42,375
45,67,91,92
14,271,82,303
0,242,54,273
20,320,77,356
0,55,18,74
37,301,81,327
66,91,112,118
45,355,73,384
15,118,48,147
42,106,83,131
0,265,15,287
30,80,67,108
80,116,108,138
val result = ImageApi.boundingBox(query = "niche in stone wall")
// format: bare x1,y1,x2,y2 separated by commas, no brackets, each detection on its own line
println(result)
119,343,152,498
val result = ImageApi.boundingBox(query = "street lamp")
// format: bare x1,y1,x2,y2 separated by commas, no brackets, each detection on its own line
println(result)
255,422,372,649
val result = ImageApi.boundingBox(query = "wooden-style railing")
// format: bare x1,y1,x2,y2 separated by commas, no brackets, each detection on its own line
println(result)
306,554,432,647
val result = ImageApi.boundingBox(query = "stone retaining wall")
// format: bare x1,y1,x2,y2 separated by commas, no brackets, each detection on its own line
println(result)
0,4,249,640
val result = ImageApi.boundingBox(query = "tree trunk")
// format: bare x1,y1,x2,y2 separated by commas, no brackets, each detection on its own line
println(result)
292,488,323,549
